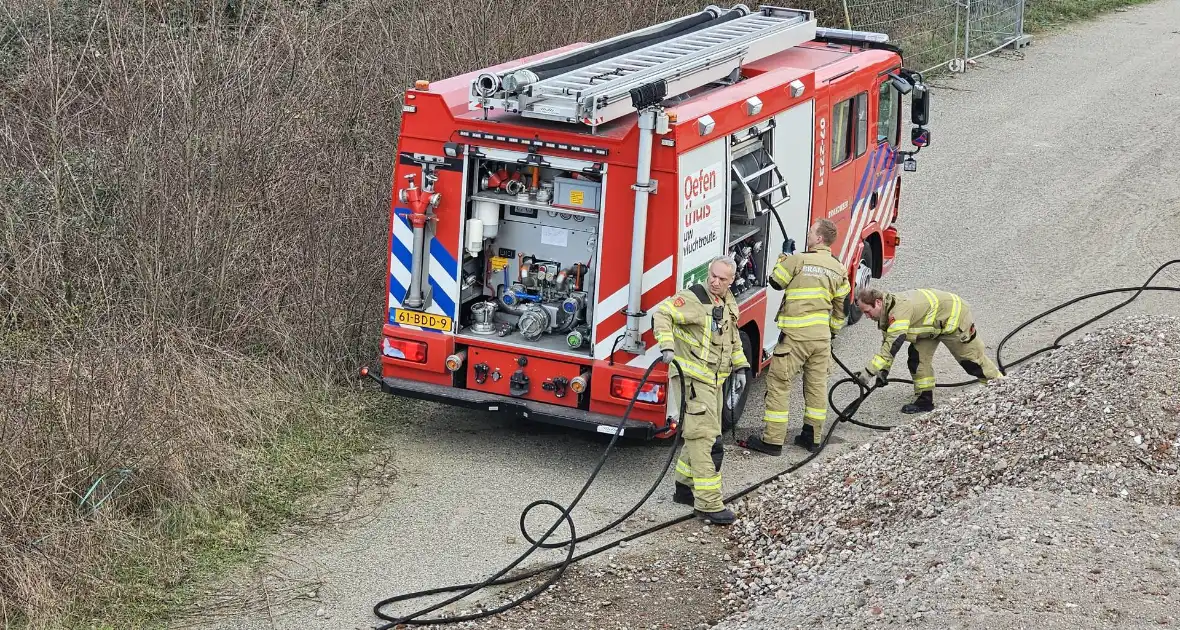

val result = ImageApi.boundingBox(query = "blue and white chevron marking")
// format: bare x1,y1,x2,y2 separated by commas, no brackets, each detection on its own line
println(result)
388,210,458,329
839,143,899,266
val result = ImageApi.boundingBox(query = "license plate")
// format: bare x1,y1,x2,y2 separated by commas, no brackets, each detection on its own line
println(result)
393,308,452,332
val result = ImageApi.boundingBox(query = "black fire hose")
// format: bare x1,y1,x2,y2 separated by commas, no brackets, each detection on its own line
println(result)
370,358,688,628
368,259,1179,628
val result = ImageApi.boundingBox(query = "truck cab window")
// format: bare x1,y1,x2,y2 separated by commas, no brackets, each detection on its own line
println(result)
855,91,868,158
831,98,854,168
877,81,900,146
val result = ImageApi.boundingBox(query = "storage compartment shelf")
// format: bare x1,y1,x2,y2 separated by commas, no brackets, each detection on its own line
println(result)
458,148,602,360
728,221,762,247
470,191,599,219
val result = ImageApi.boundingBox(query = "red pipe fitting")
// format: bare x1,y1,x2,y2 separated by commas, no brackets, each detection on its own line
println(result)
396,172,440,229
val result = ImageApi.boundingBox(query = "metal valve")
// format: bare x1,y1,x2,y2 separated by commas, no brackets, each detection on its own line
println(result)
542,376,569,398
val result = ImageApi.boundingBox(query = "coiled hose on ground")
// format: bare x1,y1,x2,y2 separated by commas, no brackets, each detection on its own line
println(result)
370,259,1180,629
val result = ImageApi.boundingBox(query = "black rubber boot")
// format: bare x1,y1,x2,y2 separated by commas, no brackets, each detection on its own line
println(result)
793,424,818,452
739,434,782,456
901,390,934,414
673,482,694,506
695,507,736,525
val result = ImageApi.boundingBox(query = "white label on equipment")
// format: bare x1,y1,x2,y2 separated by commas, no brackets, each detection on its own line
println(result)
488,405,498,411
596,425,624,436
541,226,569,247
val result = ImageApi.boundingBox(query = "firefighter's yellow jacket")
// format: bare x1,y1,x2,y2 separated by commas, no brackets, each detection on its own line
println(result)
768,244,851,341
865,288,971,374
652,285,749,387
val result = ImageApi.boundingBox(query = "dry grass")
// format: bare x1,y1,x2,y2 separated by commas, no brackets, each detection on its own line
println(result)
0,329,389,628
0,0,1141,626
0,0,765,626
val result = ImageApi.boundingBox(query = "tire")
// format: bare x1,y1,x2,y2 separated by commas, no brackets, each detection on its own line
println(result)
845,242,874,326
722,330,753,432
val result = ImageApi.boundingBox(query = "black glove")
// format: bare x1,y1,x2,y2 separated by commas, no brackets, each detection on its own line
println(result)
855,369,888,389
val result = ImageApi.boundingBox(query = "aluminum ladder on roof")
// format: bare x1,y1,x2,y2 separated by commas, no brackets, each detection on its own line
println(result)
469,5,818,126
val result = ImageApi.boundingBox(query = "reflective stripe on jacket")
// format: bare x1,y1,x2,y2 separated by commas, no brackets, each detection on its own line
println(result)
652,285,749,387
866,289,972,374
768,244,851,341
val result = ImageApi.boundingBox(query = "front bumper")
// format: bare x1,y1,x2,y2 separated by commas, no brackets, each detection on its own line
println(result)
373,374,662,440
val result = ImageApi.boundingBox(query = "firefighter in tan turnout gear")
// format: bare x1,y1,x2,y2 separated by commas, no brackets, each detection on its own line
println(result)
651,255,750,526
854,286,1005,413
739,219,849,455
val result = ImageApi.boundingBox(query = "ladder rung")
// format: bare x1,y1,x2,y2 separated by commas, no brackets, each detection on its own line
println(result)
713,26,753,36
636,53,678,62
679,31,726,41
755,185,786,201
740,163,777,183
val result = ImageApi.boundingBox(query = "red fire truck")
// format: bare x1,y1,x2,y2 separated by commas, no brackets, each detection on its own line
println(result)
368,4,932,439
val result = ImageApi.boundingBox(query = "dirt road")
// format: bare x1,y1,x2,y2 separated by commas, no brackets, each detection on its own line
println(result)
172,2,1180,628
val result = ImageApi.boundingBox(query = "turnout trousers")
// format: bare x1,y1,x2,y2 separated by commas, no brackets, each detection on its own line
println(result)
908,319,1003,394
668,375,725,513
762,335,831,446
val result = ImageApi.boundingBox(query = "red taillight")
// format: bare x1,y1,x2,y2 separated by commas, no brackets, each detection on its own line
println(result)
384,337,427,363
610,376,665,404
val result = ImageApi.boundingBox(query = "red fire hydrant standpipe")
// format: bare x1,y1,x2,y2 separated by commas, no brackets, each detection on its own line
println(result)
396,168,442,310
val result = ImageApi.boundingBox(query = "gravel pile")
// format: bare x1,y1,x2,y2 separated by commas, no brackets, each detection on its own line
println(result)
718,487,1180,629
716,315,1180,628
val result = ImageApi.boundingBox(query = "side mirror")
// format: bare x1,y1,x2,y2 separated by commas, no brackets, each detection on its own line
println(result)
888,73,913,95
910,82,930,127
911,127,930,147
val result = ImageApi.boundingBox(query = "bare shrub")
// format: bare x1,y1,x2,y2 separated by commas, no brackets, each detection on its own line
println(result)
0,0,949,625
1,0,762,624
0,328,295,623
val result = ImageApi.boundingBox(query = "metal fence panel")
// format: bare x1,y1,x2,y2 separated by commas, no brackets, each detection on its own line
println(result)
964,0,1026,61
836,0,1027,74
845,0,962,73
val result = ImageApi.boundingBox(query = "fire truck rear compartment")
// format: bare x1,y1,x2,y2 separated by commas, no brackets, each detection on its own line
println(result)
462,346,585,408
456,147,603,358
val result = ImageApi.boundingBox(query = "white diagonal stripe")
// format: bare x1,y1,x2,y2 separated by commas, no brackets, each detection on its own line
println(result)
593,255,674,327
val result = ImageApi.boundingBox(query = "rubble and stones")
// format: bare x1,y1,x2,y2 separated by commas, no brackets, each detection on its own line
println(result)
714,316,1180,629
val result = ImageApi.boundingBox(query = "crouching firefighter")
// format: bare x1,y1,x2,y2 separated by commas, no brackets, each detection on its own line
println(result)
854,287,1005,413
651,255,749,526
739,219,849,455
